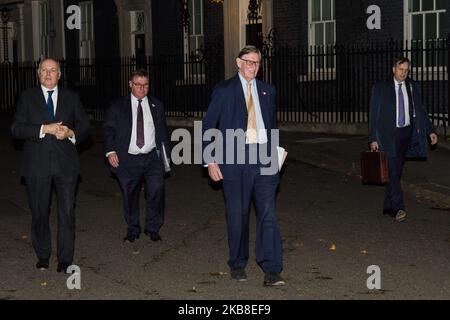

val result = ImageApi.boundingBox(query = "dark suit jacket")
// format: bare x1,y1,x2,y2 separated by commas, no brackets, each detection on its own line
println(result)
11,86,90,178
103,94,170,173
202,74,278,179
368,78,435,158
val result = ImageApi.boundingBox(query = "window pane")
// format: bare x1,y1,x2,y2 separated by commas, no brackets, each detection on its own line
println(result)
436,0,446,9
315,23,324,46
189,0,194,35
325,22,334,45
312,0,321,22
438,12,445,38
189,37,196,54
425,13,437,39
195,13,201,34
198,36,204,53
412,14,423,40
322,0,332,20
422,0,433,11
410,0,420,12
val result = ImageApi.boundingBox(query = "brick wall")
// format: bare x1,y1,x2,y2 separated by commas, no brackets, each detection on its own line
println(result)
273,0,450,47
151,0,184,58
273,0,307,47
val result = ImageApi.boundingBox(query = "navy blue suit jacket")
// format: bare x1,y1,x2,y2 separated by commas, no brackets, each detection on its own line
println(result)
368,78,435,158
202,74,278,179
11,86,90,177
103,94,170,173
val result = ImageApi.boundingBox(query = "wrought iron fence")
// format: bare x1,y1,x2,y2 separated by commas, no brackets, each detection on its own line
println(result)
262,37,449,131
1,38,448,132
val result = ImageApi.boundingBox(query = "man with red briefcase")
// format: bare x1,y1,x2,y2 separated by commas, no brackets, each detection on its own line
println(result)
368,57,438,222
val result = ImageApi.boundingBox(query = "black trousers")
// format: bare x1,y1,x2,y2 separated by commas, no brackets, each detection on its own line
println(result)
116,150,165,237
25,175,78,264
383,126,412,214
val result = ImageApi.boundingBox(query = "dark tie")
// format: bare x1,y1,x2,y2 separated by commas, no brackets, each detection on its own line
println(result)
47,90,55,121
398,83,405,127
136,99,144,148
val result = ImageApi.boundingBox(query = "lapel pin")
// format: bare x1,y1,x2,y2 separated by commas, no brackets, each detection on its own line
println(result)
262,91,267,95
151,103,156,107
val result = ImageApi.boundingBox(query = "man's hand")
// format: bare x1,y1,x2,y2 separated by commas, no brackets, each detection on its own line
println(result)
430,133,438,145
207,163,223,182
43,122,63,135
107,153,120,168
370,141,379,152
55,125,74,140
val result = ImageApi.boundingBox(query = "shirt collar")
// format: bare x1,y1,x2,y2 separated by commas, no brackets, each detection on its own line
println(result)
238,73,256,87
393,78,404,86
41,85,58,93
131,94,147,103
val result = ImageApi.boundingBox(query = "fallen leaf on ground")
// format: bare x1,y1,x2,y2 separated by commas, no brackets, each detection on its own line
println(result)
40,282,47,287
210,272,227,276
329,244,336,251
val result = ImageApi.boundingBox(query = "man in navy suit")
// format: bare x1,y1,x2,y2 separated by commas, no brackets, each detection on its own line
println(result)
369,57,438,222
104,69,170,243
202,46,285,286
11,58,90,273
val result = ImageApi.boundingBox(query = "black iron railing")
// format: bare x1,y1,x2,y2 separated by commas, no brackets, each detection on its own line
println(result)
1,38,448,131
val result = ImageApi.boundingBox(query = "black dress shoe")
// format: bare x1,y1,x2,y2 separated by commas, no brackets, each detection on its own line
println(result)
145,230,162,242
230,268,247,282
36,259,49,270
382,209,394,217
263,272,286,286
123,233,139,243
57,262,71,273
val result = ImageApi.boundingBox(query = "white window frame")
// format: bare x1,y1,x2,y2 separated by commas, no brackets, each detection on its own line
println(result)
79,1,94,61
32,0,50,60
404,0,447,78
181,0,205,84
307,0,336,79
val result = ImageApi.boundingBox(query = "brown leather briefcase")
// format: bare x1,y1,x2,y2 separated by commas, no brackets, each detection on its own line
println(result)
360,151,389,185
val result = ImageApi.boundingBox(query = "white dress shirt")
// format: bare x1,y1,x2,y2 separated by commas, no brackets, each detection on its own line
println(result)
127,95,156,154
238,73,268,144
39,85,76,144
394,78,411,128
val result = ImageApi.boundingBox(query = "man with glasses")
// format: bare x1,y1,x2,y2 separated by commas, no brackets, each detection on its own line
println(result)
11,58,90,273
104,69,170,243
202,46,285,286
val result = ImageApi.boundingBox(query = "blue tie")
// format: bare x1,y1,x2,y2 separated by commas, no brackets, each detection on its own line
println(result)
47,90,55,121
397,83,405,127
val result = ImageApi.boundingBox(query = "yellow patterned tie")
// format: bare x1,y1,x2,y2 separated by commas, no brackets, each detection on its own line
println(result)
246,82,257,143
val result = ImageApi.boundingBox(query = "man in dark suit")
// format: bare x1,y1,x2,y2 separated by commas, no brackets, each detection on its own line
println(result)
369,57,438,222
202,46,285,286
11,58,90,273
104,69,170,243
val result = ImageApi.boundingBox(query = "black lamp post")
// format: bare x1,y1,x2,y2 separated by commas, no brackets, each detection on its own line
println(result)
1,7,10,62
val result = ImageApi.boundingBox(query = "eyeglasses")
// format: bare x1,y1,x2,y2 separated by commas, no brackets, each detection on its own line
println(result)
132,82,149,89
239,58,260,67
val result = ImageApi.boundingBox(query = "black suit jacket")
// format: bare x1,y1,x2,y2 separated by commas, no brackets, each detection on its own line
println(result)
202,74,278,179
368,78,435,158
103,94,170,173
11,86,90,178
